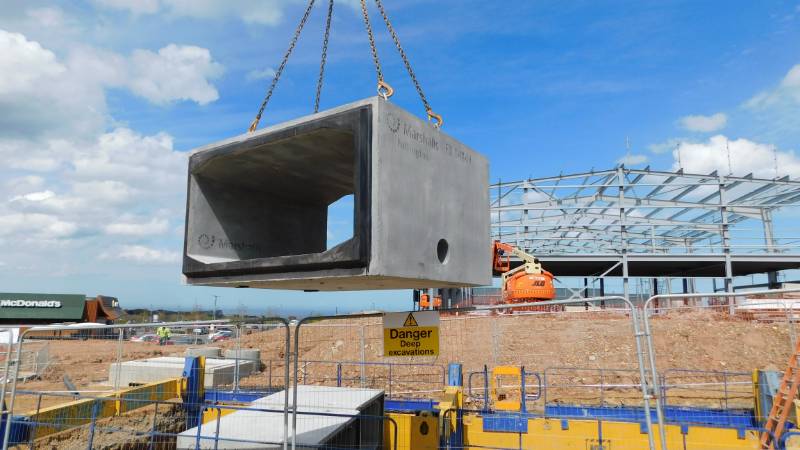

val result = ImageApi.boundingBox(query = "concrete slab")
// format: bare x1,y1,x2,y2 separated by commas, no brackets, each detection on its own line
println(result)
183,97,491,291
176,385,384,449
109,357,255,388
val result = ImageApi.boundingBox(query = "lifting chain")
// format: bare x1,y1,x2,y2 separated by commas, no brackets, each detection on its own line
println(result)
359,0,393,100
249,0,441,131
249,0,316,132
314,0,334,113
372,0,441,128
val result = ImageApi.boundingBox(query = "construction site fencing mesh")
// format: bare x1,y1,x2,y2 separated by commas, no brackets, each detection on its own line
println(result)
641,289,800,450
1,319,293,450
4,289,800,449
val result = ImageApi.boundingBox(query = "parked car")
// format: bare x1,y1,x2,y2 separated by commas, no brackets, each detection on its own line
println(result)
209,330,233,342
172,334,203,345
130,333,158,343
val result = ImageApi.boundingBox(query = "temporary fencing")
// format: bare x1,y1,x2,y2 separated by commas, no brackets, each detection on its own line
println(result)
5,288,800,449
642,288,800,450
1,318,292,450
412,296,657,450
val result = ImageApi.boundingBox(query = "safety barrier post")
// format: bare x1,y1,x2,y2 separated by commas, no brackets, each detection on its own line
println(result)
388,363,393,398
193,407,203,449
27,393,42,449
113,329,124,391
0,328,12,442
250,317,291,450
148,401,158,450
2,327,27,450
213,407,222,450
86,398,100,449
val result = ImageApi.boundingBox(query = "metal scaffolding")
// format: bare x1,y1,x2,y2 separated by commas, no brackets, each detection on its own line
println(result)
491,167,800,298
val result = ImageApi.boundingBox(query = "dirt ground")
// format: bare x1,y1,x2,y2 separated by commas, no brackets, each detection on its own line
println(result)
7,309,794,414
12,403,185,450
221,309,792,408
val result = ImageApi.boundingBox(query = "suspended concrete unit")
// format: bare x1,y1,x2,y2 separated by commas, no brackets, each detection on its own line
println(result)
182,97,490,291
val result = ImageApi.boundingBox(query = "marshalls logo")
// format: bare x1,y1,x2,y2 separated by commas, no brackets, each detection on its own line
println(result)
0,300,62,308
386,112,401,133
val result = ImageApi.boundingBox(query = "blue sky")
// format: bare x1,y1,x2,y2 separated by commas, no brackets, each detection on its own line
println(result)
1,0,799,315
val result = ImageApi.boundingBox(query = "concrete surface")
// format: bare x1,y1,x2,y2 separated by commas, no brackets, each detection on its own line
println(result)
186,347,222,358
108,356,255,388
176,385,384,449
183,97,490,291
224,348,260,365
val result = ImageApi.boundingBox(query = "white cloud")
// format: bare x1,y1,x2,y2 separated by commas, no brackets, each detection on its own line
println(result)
10,190,56,203
92,0,161,15
668,135,800,178
0,30,107,141
0,127,188,274
522,191,550,203
0,30,223,143
92,0,286,25
71,128,187,188
678,113,728,132
0,213,78,239
0,29,203,279
128,44,223,105
26,7,67,28
105,217,169,236
247,67,277,81
5,175,45,196
617,154,648,165
648,138,683,154
105,245,181,264
0,30,65,93
746,64,800,109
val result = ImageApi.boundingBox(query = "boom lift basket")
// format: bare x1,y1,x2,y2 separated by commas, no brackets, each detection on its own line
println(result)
182,97,490,291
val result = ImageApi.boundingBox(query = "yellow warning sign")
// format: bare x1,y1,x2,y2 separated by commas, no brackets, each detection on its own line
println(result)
383,311,439,357
402,313,418,327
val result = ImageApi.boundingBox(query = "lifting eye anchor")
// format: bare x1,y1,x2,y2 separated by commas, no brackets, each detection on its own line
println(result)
377,80,394,100
427,109,443,128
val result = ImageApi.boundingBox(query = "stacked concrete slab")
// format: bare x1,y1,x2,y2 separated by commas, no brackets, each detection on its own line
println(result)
109,356,255,388
176,385,384,449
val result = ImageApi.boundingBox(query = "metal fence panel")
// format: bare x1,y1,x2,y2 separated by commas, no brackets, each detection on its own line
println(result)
1,319,292,450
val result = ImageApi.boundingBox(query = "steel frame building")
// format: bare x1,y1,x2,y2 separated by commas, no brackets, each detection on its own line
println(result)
491,167,800,298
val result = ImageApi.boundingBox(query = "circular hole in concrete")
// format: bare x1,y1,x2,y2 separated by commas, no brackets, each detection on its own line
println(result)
437,239,449,264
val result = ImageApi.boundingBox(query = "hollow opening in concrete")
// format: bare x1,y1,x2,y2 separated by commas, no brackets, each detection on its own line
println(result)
184,105,371,276
327,194,354,250
437,238,449,264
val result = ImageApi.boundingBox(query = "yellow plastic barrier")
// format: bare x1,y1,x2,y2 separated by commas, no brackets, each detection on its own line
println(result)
25,378,181,440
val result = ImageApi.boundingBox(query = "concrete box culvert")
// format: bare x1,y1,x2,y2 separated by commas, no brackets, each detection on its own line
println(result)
182,97,491,291
224,348,262,372
185,347,222,358
109,357,256,388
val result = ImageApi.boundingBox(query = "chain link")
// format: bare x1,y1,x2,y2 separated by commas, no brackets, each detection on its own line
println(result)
249,0,317,132
373,0,440,126
314,0,334,113
249,0,441,130
360,0,384,85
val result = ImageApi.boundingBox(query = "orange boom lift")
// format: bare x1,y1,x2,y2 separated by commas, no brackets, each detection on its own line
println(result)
492,240,557,311
414,241,556,312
